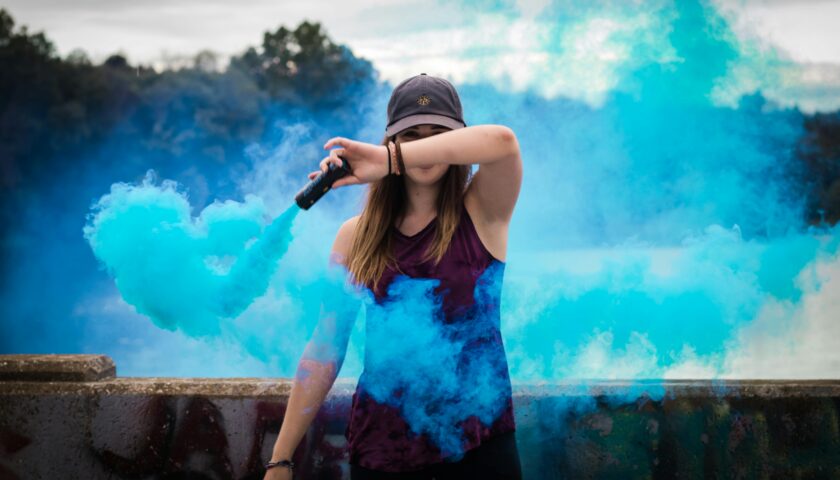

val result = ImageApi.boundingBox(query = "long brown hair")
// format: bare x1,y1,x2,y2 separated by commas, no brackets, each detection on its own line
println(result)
346,134,472,295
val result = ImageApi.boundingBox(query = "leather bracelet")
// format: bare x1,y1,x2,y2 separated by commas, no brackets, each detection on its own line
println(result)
265,459,295,471
394,139,405,176
386,142,395,176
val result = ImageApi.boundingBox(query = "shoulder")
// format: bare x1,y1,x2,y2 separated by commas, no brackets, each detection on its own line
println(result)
330,215,361,267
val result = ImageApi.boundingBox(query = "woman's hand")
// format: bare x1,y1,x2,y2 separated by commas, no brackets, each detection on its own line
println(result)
306,137,389,188
263,466,292,480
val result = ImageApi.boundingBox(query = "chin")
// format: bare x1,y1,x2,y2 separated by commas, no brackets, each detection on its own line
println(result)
408,165,448,185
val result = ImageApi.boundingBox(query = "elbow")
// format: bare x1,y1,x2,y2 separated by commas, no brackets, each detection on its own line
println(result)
496,125,520,160
302,335,349,368
296,357,340,385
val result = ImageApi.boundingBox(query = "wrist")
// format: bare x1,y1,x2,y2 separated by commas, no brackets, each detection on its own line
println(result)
265,458,295,473
271,446,293,461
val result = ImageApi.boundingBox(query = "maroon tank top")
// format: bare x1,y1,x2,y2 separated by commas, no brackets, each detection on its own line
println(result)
345,199,516,472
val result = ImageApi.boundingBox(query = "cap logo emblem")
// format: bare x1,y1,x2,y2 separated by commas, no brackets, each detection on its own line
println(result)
417,95,431,106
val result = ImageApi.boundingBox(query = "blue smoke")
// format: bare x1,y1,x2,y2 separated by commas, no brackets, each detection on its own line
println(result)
3,0,840,465
359,263,512,459
82,170,298,336
69,0,840,455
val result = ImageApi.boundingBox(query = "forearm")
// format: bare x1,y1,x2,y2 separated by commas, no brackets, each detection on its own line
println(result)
398,124,517,168
270,354,341,460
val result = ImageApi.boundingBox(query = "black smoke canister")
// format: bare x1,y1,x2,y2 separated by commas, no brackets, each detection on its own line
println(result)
294,155,353,210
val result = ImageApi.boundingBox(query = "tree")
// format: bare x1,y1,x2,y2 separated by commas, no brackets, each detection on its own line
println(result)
0,8,13,42
104,54,129,69
229,20,375,109
66,48,91,66
193,49,219,73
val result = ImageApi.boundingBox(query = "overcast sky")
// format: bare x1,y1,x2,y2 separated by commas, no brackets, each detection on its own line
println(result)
4,0,840,111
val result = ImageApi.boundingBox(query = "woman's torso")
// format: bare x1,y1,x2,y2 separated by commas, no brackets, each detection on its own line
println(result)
345,198,516,473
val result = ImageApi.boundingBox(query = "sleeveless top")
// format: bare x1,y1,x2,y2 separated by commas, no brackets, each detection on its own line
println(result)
344,199,516,472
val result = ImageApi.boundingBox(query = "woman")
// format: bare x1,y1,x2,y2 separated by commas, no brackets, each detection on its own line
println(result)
265,73,523,479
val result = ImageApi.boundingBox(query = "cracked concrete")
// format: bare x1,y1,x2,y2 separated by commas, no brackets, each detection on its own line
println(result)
1,354,839,479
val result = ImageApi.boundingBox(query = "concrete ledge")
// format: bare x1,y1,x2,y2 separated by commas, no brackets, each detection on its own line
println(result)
0,354,116,382
2,354,840,479
2,377,840,397
0,377,350,396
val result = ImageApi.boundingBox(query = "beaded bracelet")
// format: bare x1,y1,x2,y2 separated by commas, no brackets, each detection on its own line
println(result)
265,459,295,472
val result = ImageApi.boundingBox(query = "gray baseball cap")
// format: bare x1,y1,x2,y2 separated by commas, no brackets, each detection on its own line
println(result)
384,73,467,137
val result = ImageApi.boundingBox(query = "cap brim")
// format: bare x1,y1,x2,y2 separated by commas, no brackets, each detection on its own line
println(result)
385,114,466,137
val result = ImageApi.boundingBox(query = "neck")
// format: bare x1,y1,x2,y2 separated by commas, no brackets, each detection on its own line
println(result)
403,178,441,219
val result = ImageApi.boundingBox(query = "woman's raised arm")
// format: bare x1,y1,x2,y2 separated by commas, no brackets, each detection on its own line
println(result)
322,125,523,224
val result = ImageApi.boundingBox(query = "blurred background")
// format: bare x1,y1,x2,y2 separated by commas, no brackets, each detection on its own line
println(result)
1,0,838,379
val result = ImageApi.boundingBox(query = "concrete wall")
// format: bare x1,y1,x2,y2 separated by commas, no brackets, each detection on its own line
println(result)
1,355,839,479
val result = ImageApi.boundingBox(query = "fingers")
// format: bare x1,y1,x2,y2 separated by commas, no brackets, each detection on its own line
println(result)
311,139,352,185
329,148,345,167
318,149,345,173
307,171,357,189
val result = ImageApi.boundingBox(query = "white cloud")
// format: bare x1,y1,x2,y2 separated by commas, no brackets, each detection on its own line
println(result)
721,245,840,378
711,0,840,111
6,0,840,110
714,0,840,64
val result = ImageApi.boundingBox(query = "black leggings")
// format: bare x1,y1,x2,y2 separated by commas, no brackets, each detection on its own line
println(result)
349,431,522,480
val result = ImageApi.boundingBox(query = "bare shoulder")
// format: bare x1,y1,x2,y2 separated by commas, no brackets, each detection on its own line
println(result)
330,215,361,266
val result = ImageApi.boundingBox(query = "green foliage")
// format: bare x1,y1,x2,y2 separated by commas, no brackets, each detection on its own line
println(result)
0,6,835,229
0,8,13,41
0,8,376,198
229,20,374,109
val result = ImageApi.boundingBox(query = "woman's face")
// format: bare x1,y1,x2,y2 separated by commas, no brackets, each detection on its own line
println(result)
396,124,451,186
